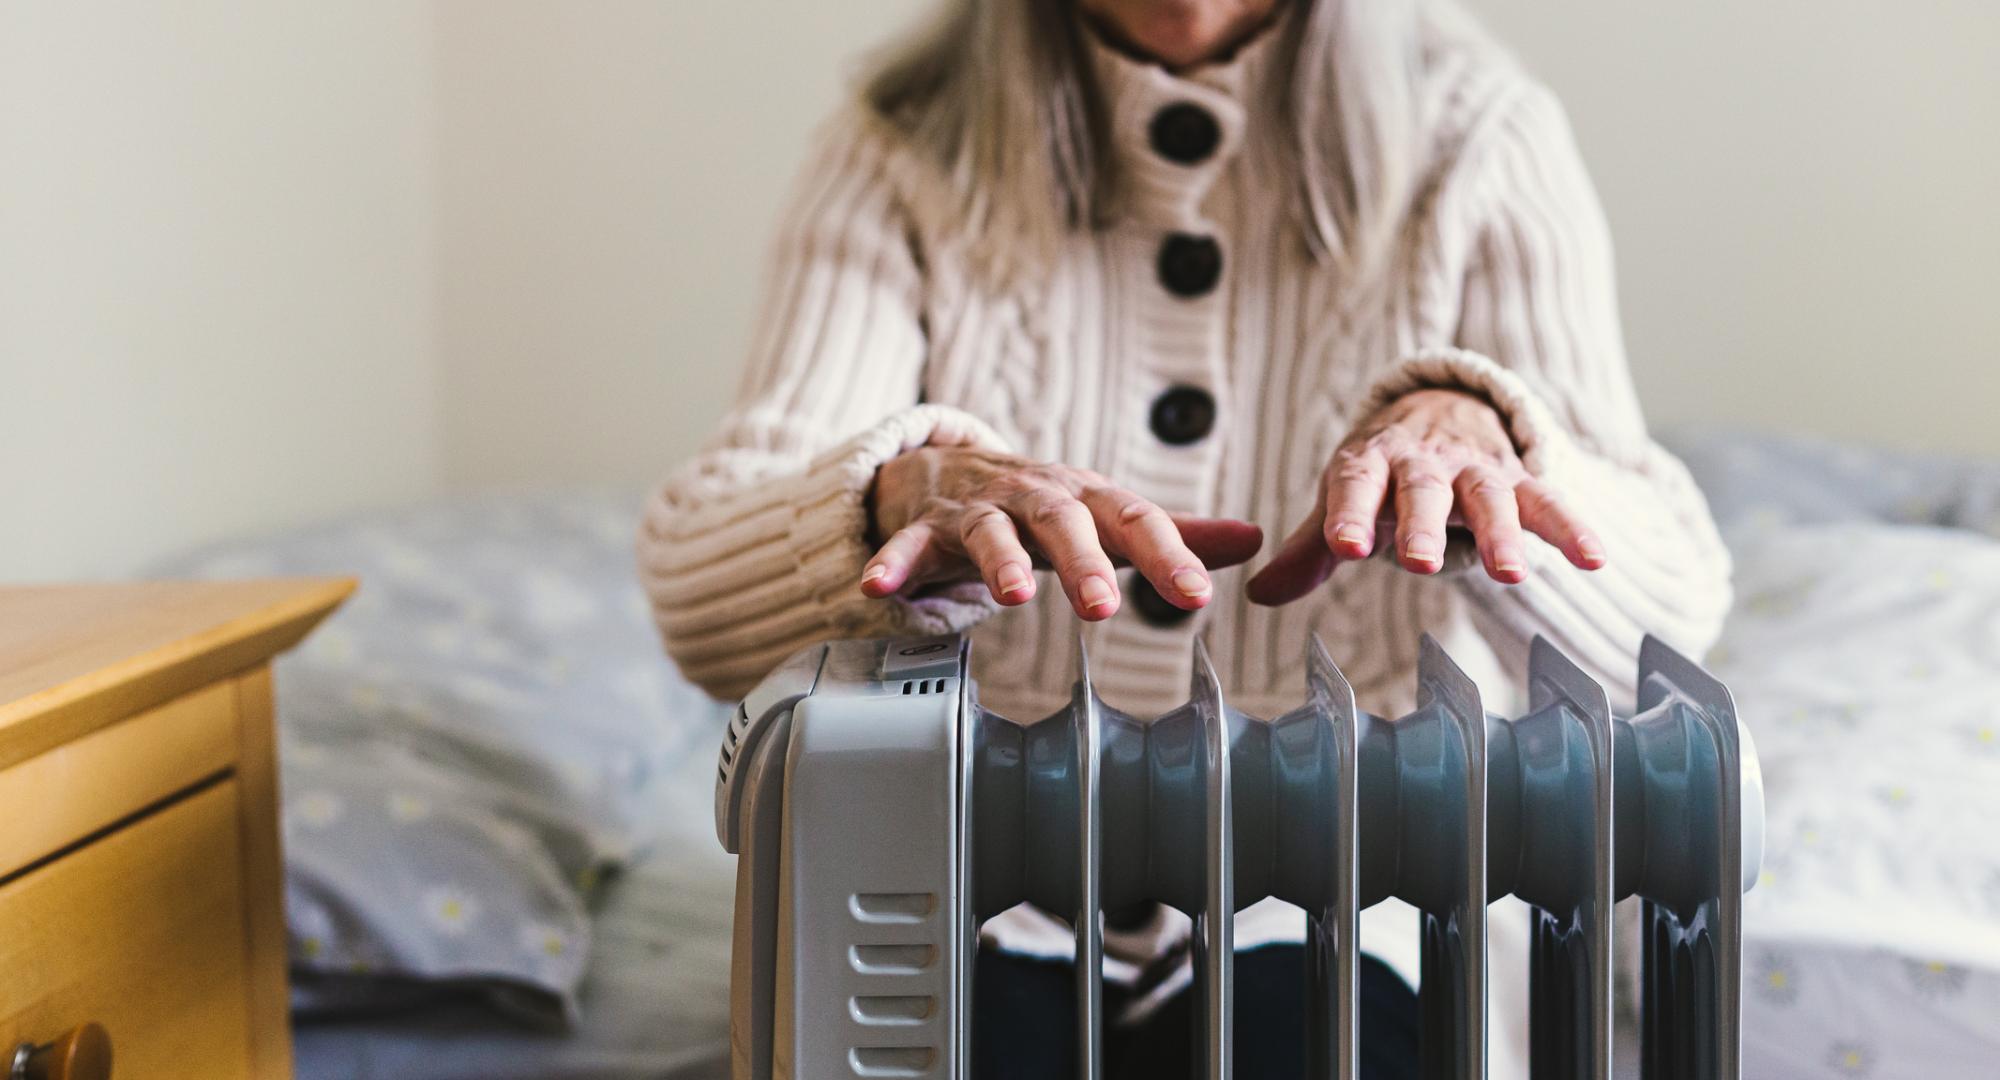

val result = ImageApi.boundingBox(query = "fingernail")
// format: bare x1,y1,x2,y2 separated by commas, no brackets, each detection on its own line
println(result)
1332,523,1368,550
1172,568,1210,598
861,564,887,584
997,565,1032,598
1493,548,1526,576
1577,535,1606,563
1404,534,1441,566
1079,575,1115,611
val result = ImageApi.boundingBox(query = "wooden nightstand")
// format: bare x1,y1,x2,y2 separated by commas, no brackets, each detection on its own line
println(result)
0,580,352,1080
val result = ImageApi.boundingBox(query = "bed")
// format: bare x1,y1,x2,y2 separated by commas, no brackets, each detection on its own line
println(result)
1666,431,2000,1078
154,430,2000,1079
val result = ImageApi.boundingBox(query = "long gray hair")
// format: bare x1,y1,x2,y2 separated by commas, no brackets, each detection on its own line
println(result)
866,0,1457,281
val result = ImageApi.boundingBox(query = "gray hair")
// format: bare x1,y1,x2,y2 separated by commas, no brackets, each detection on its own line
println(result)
865,0,1466,281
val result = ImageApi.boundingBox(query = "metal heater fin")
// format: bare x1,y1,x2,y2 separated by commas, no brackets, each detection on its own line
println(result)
1072,633,1107,1080
1411,635,1488,1080
717,642,828,1080
1300,635,1360,1080
1511,636,1616,1080
728,703,798,1080
1189,637,1235,1080
1626,635,1750,1080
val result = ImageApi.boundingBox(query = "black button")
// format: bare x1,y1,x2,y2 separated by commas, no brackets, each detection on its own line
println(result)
1149,385,1216,446
1148,102,1220,165
1128,572,1195,627
1157,233,1222,298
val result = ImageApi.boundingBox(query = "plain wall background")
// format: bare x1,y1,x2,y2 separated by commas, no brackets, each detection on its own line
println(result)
0,1,441,581
3,0,1995,581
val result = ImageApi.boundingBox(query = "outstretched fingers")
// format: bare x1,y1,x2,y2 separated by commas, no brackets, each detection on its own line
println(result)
1516,478,1606,570
1080,488,1212,611
1390,457,1454,575
1011,487,1122,620
1322,446,1390,560
862,520,938,598
1453,465,1528,583
958,503,1037,605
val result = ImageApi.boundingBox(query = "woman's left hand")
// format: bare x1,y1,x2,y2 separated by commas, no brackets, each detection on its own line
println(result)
1246,388,1606,606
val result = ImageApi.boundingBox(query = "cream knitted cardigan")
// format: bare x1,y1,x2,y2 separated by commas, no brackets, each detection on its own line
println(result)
637,28,1732,730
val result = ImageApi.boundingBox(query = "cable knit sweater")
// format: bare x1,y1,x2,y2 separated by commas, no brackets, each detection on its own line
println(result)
639,24,1732,1066
638,26,1730,727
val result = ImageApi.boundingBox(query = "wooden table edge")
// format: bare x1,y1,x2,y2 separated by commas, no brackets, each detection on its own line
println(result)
0,578,356,771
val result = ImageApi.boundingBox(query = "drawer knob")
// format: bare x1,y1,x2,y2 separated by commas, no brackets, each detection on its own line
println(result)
9,1024,111,1080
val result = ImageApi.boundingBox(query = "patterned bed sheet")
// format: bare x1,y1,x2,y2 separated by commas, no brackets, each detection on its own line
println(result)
1665,430,2000,1078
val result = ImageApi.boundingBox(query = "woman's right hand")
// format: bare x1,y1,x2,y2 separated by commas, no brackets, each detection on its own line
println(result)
861,446,1265,620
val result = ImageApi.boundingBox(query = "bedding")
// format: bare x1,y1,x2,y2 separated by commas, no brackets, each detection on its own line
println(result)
292,741,736,1079
1700,521,2000,1076
157,491,728,1028
1666,431,2000,1078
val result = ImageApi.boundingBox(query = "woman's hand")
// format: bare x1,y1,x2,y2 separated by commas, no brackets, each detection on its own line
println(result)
862,446,1265,619
1246,388,1605,605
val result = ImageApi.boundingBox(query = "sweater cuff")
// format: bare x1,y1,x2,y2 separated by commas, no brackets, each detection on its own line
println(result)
789,404,1012,635
1359,347,1576,478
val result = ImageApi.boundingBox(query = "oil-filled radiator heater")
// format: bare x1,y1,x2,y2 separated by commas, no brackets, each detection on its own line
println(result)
714,631,1763,1080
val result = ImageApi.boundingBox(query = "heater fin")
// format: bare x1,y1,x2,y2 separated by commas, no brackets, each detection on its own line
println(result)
1189,638,1235,1080
1302,635,1359,1080
1072,634,1107,1080
1521,636,1615,1080
1632,635,1747,1080
1414,634,1487,1080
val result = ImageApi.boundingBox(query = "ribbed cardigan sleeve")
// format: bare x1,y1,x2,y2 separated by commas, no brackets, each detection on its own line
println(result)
1362,85,1733,702
637,114,1008,701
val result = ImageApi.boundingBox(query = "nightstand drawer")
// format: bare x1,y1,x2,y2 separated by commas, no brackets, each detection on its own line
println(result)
0,781,253,1079
0,679,238,878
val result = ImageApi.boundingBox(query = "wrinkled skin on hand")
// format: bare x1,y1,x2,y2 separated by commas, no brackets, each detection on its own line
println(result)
863,446,1264,620
1246,388,1606,605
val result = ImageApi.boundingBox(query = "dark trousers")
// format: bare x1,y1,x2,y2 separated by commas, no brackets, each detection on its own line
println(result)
972,944,1420,1079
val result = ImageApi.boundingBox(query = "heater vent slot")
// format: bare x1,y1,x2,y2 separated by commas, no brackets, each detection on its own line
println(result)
849,944,935,975
716,702,752,786
850,995,934,1025
850,892,935,924
848,1046,935,1077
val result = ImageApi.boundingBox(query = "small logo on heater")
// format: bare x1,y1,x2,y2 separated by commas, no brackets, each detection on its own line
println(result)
898,643,950,657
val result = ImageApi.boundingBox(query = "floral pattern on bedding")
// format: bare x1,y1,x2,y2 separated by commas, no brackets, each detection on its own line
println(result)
1687,509,2000,1073
157,490,728,1028
1657,430,2000,1076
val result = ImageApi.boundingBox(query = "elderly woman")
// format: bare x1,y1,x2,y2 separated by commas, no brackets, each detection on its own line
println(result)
641,0,1730,1073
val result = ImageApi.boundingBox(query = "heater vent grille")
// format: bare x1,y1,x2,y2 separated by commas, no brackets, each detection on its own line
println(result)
717,701,752,785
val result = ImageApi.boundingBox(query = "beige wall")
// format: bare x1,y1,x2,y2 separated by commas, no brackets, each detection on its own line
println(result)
4,0,1994,580
430,0,930,490
1479,0,2000,454
434,0,2000,485
0,1,440,582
